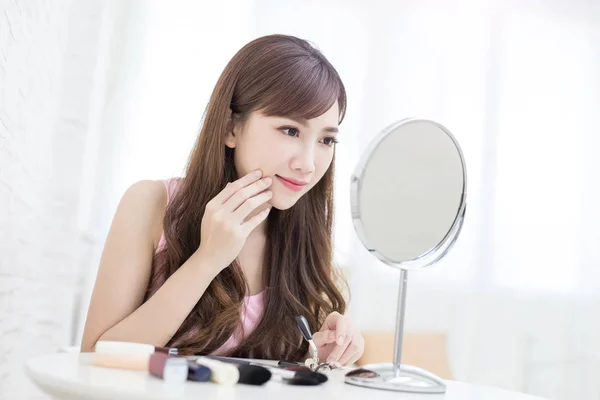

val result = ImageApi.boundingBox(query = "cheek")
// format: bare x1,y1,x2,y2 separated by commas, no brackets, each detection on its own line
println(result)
314,151,334,179
234,139,278,175
232,148,250,176
301,150,333,193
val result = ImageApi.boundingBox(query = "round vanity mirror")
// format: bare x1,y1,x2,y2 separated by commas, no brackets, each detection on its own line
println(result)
346,118,467,393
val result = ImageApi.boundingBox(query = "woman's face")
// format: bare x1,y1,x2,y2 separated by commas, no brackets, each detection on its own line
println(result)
226,102,339,210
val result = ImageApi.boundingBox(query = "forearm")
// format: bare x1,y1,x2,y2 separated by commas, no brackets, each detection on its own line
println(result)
96,252,220,348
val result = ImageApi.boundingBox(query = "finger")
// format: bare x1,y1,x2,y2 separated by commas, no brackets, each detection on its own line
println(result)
311,330,337,347
212,170,263,204
224,176,272,212
326,333,352,363
321,311,341,331
241,205,271,233
333,315,350,346
338,350,358,366
234,190,273,222
348,351,363,366
338,339,362,365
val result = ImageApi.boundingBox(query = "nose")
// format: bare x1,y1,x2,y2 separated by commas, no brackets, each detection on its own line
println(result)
290,143,316,174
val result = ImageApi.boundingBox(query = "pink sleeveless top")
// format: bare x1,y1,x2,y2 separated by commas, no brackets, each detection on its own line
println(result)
156,178,265,356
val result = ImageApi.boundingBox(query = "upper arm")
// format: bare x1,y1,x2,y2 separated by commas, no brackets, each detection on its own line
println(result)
80,180,167,351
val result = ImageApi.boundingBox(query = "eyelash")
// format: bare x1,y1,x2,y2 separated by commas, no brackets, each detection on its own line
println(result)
279,126,339,147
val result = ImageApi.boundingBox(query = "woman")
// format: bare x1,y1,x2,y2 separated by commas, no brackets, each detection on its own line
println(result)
80,34,364,366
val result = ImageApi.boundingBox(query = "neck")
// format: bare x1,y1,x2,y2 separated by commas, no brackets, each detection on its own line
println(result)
238,221,268,296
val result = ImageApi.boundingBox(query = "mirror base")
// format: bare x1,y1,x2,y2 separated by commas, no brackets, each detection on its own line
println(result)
344,363,446,394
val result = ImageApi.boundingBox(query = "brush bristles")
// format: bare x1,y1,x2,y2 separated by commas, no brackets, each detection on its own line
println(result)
237,365,272,385
287,370,328,386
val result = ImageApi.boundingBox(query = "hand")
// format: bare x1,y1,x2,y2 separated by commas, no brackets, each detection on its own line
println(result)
311,312,364,366
195,170,273,270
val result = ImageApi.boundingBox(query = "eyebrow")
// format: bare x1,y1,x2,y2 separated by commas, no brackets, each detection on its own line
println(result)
280,116,339,134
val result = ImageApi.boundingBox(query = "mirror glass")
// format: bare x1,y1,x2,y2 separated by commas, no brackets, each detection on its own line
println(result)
351,118,467,268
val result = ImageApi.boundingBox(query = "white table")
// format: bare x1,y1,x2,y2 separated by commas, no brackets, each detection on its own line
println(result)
25,353,548,400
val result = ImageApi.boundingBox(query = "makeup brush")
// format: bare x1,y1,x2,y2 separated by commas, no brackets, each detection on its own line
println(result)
195,356,240,385
280,369,328,386
206,356,328,386
196,356,271,385
236,364,272,385
250,364,327,386
186,359,212,382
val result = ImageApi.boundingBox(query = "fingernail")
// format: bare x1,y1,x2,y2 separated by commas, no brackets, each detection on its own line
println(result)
263,177,272,184
337,335,345,345
253,170,262,177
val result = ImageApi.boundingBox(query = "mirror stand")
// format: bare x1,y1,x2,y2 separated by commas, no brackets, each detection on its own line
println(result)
345,208,466,393
345,270,446,393
346,118,467,393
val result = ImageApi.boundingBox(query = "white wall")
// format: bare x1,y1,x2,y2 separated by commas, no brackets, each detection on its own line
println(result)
343,2,600,399
0,0,112,397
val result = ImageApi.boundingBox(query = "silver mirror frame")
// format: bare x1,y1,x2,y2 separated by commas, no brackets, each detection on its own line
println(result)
346,118,468,393
350,118,468,270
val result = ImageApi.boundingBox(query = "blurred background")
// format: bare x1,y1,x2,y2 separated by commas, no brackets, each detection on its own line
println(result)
1,0,599,398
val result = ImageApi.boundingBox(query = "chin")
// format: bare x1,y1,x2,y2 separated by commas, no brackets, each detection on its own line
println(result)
268,194,300,211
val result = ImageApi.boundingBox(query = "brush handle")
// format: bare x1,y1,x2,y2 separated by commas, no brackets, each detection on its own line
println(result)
295,315,313,341
204,355,252,365
278,360,304,368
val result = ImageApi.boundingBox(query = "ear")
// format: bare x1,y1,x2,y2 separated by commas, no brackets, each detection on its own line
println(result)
224,130,236,149
224,109,240,149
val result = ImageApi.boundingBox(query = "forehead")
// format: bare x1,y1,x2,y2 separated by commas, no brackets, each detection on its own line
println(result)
253,101,340,126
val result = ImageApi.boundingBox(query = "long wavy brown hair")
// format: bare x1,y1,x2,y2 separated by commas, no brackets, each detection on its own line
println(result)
144,34,348,360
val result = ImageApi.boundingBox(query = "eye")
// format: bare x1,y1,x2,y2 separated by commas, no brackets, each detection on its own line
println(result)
280,126,299,137
320,136,339,147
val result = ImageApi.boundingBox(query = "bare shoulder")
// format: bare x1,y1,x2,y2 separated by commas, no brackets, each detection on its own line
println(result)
116,180,169,247
79,179,169,351
118,180,167,215
121,179,166,205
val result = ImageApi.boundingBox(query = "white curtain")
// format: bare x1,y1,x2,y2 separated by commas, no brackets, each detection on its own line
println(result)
77,1,600,399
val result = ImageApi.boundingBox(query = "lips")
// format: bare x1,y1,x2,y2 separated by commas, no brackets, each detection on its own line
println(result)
275,175,308,192
277,176,308,186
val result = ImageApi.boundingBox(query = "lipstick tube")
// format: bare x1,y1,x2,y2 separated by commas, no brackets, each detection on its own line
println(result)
148,352,188,383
